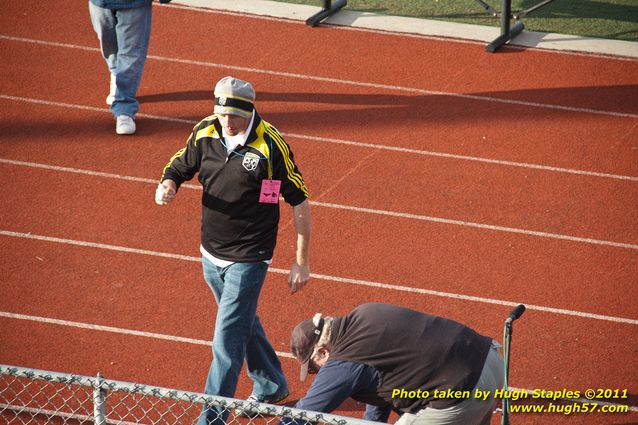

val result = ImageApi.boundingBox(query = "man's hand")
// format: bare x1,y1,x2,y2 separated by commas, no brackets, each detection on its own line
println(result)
288,262,310,293
155,180,176,205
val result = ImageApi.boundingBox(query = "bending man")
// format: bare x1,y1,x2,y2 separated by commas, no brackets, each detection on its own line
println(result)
285,302,503,425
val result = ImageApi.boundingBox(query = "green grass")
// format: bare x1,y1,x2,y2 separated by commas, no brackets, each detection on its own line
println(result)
271,0,638,41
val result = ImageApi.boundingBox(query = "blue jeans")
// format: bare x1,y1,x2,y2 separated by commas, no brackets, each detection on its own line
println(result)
198,257,288,425
88,1,152,118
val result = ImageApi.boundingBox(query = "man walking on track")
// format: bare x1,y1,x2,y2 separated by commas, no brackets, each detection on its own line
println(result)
155,76,312,425
283,302,503,425
88,0,171,135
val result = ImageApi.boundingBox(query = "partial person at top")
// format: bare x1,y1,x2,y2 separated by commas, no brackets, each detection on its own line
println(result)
88,0,171,135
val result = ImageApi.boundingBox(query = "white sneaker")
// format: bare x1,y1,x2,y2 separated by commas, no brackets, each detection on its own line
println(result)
234,392,289,418
116,115,136,135
106,73,116,105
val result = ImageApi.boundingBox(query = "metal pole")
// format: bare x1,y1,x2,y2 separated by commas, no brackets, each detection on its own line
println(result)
306,0,347,26
473,0,499,16
501,305,525,425
514,0,555,19
93,372,107,425
486,0,524,54
501,323,512,425
500,0,511,35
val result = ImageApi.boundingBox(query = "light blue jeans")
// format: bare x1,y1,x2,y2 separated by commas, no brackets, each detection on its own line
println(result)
88,2,152,118
198,256,288,425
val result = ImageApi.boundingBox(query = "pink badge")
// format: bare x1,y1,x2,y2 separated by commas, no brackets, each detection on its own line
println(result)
259,179,281,203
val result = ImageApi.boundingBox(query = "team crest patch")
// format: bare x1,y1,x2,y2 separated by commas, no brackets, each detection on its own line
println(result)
242,152,260,171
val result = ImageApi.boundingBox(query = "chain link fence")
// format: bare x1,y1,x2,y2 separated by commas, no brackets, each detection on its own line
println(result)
1,365,379,425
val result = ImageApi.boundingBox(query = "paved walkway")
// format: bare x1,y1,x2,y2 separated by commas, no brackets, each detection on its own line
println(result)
172,0,638,59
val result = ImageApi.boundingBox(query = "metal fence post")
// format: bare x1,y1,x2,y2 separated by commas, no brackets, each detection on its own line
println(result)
93,372,107,425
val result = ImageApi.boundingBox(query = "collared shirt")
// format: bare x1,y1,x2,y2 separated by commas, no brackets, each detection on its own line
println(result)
161,111,308,262
221,112,256,156
203,112,270,267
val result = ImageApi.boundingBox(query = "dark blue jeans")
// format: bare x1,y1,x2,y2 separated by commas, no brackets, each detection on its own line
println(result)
198,256,288,424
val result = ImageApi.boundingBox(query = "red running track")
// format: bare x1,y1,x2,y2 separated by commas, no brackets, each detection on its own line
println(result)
1,1,637,424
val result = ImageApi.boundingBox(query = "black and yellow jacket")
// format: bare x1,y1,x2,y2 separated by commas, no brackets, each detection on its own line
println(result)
161,112,309,262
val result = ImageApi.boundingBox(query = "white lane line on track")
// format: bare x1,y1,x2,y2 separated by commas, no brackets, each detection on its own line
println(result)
310,200,638,251
1,311,637,413
2,34,638,120
0,94,195,125
2,94,637,183
0,311,212,348
284,132,638,182
1,230,636,325
1,157,637,251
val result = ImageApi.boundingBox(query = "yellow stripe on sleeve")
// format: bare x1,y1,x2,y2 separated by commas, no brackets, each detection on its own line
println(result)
161,147,186,181
161,116,218,181
265,125,309,197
